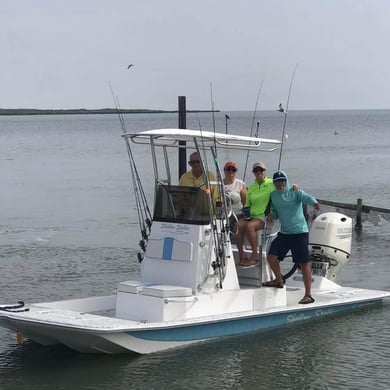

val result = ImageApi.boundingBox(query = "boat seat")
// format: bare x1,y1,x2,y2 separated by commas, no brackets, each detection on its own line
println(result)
117,281,192,298
117,280,151,294
241,220,280,250
141,285,193,298
243,229,264,249
233,221,280,287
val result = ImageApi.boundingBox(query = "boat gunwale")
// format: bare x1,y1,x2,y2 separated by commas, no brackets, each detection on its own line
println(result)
1,289,388,334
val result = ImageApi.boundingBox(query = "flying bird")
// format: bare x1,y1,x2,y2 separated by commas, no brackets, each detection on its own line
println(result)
127,64,134,69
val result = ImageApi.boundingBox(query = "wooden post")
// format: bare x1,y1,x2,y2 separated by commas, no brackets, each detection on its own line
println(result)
355,198,363,231
178,96,187,179
224,114,230,135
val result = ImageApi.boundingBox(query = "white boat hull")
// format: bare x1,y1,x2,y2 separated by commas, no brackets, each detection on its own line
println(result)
1,281,389,354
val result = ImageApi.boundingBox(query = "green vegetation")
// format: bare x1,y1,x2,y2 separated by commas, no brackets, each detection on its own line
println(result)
0,108,219,116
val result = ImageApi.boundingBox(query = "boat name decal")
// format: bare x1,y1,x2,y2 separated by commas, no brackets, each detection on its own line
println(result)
315,308,335,316
287,312,311,322
354,301,376,308
286,307,337,323
160,223,190,235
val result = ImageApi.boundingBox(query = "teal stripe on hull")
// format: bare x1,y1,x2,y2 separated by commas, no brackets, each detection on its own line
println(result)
127,300,380,342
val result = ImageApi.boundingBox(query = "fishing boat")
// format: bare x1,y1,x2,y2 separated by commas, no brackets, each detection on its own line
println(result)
1,128,389,355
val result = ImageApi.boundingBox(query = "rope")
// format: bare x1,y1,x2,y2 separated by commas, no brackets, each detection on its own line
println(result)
0,301,29,313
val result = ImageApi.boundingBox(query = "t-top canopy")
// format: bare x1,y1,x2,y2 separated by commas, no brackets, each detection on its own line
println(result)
123,128,281,152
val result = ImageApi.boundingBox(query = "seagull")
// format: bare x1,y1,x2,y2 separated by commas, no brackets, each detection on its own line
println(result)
278,103,286,113
127,64,134,69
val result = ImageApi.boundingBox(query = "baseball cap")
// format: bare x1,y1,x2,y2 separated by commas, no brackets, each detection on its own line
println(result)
224,161,238,170
273,171,287,182
252,162,266,171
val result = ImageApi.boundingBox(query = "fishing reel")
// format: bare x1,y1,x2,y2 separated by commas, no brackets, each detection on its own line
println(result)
138,238,148,263
137,252,144,263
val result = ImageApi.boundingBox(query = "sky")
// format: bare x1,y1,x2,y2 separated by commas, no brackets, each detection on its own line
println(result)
1,0,390,111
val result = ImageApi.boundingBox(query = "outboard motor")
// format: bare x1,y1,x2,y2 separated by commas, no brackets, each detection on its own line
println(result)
309,212,352,281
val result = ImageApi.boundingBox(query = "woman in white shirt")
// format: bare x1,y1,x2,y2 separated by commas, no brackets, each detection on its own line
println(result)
223,161,247,232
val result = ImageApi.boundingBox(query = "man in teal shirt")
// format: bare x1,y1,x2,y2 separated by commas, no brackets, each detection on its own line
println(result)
263,170,320,305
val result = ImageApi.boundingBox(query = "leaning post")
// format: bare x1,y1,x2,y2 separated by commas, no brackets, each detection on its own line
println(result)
355,198,363,231
178,96,187,180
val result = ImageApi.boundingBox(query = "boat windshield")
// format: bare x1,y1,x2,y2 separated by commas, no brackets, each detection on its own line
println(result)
153,184,211,225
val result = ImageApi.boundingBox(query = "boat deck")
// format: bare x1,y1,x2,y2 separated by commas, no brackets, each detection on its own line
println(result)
2,285,389,333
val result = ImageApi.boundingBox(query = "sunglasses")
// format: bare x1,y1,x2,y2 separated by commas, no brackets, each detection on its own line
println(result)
253,168,265,173
225,167,237,172
189,160,201,165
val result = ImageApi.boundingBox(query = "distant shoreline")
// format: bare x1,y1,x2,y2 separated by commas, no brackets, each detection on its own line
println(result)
0,108,219,116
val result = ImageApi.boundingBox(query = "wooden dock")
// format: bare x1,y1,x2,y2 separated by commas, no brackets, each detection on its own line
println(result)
315,198,390,230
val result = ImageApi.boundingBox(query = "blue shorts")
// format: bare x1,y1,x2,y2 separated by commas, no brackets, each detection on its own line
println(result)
268,232,310,264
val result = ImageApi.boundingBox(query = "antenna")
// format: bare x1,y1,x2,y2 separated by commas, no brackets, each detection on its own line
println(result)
243,80,264,182
277,62,298,170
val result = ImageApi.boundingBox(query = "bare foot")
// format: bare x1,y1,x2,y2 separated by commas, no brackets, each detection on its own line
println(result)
243,254,259,267
238,256,248,266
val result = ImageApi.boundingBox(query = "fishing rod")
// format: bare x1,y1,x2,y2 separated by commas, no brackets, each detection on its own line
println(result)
277,62,299,170
209,81,218,155
255,121,260,138
243,79,264,182
203,82,230,289
108,82,152,259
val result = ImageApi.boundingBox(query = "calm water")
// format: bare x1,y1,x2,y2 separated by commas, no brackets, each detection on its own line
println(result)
1,110,390,389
